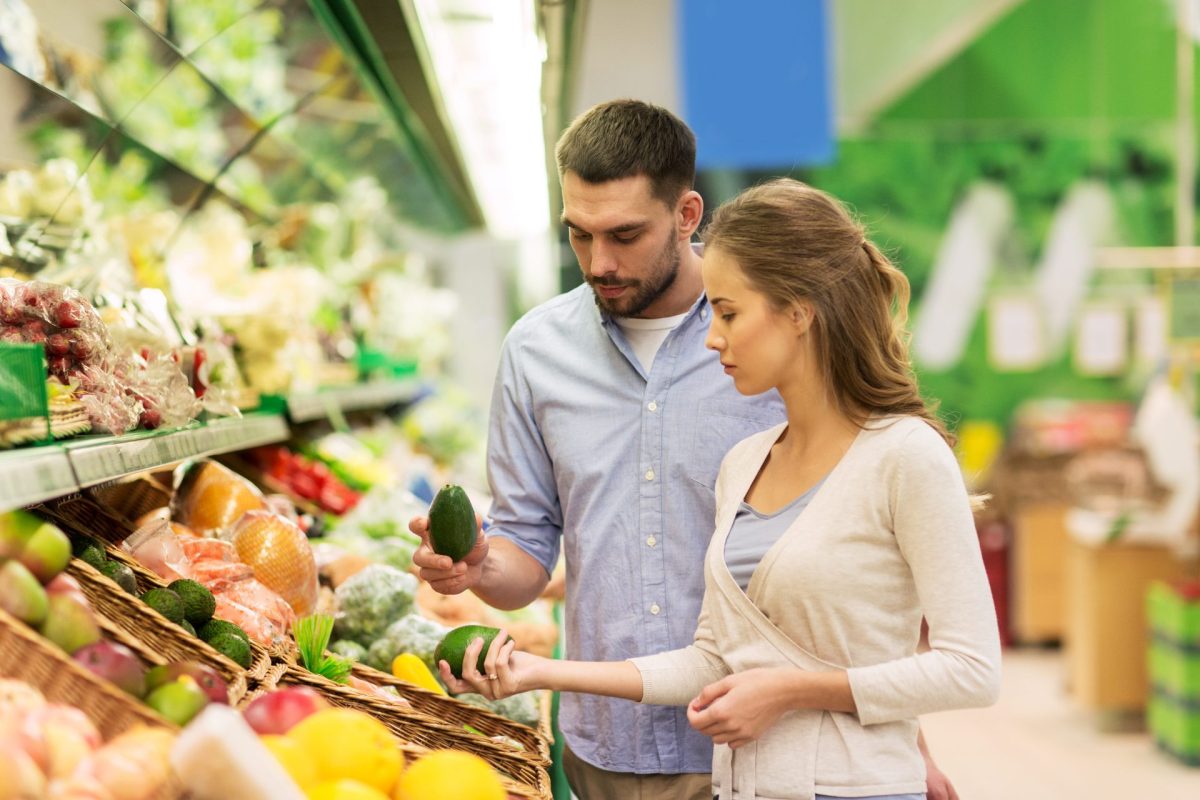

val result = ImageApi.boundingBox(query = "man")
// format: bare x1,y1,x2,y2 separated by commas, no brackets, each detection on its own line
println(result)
413,99,958,800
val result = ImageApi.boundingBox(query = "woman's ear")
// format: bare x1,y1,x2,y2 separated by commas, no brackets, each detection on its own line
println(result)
791,301,815,335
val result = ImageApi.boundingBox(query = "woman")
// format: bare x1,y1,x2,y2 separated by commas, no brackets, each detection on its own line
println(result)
444,178,1001,800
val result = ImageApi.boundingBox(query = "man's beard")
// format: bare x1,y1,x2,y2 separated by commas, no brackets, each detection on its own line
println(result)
588,227,681,318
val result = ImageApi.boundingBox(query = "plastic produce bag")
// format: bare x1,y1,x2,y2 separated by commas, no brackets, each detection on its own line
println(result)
229,510,319,616
171,459,267,536
121,518,191,582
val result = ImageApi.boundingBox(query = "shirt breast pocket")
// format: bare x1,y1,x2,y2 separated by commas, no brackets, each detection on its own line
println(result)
686,405,778,489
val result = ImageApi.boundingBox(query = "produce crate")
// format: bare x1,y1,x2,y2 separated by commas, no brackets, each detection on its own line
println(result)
67,558,271,690
1147,580,1200,765
1148,689,1200,766
262,662,551,798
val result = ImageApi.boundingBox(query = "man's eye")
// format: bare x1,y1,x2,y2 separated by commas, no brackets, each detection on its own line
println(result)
613,234,639,244
570,230,591,241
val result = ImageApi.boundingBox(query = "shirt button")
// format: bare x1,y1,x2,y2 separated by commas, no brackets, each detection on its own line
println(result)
645,469,655,481
647,401,658,412
647,535,657,547
650,603,661,615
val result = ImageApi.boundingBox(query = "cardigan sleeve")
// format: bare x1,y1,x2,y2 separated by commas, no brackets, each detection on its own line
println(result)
847,424,1002,725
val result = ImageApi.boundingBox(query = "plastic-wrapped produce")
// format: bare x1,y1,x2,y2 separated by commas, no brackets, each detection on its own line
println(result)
457,691,540,727
0,278,144,435
229,511,319,616
171,460,267,536
364,613,448,673
332,565,418,645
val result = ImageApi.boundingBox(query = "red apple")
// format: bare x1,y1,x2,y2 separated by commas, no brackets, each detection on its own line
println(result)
241,687,327,735
144,661,229,705
74,641,147,698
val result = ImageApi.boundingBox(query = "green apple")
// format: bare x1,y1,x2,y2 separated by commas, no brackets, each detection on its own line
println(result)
0,510,44,561
145,679,209,726
39,593,101,655
0,560,48,625
18,523,71,583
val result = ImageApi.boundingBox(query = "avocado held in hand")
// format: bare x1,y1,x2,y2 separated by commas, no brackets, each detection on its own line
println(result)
428,484,476,562
435,624,504,679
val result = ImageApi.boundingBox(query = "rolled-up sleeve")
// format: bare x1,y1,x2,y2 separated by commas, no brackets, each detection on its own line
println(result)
484,334,562,576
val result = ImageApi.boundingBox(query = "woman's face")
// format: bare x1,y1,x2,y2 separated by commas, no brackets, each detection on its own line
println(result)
702,246,808,396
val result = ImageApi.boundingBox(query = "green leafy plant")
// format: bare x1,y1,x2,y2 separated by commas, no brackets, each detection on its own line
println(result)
294,614,352,684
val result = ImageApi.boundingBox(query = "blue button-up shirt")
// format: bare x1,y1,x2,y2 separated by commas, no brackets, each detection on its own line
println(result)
486,283,784,774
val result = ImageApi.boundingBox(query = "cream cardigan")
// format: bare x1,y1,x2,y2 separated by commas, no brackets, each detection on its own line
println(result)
631,416,1001,800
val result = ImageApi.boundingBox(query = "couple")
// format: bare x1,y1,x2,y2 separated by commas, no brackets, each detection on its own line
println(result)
412,100,1001,800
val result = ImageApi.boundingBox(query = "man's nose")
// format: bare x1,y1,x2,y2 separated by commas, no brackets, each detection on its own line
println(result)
589,239,617,276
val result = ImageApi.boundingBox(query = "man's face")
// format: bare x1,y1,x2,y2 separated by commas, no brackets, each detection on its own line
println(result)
561,172,682,318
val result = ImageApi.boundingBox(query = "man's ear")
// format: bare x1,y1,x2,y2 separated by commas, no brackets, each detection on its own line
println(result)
677,190,703,238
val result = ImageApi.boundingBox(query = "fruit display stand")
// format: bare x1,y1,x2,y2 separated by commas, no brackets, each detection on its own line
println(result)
247,661,553,800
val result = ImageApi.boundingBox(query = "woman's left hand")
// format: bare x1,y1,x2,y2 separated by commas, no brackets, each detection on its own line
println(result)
687,668,797,750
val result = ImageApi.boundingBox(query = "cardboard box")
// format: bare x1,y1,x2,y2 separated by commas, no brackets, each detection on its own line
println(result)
1065,539,1185,713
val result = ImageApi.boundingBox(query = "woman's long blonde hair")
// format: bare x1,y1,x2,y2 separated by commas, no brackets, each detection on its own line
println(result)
703,178,954,446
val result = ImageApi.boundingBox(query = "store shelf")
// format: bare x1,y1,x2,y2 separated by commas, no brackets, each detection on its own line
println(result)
286,379,423,423
0,446,78,510
63,413,289,489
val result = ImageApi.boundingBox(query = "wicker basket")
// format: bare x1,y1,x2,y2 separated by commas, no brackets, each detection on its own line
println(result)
240,663,550,800
90,472,173,526
266,663,551,798
0,607,175,739
68,559,271,689
270,641,551,764
0,608,184,799
349,662,552,764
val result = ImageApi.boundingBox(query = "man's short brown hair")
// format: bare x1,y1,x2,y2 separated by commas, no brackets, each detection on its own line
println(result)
555,99,696,207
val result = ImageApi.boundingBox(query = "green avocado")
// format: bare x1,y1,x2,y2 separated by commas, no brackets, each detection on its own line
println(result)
428,484,476,562
434,624,502,679
141,588,185,625
208,632,251,669
99,560,137,594
168,579,216,626
199,618,249,646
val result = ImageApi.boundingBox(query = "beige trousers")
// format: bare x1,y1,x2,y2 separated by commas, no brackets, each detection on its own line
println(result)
562,744,712,800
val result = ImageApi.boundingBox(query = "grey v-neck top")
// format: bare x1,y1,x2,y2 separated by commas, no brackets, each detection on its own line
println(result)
724,478,826,591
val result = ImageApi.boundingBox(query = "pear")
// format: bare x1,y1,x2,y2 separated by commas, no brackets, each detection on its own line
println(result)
39,593,101,655
0,560,49,625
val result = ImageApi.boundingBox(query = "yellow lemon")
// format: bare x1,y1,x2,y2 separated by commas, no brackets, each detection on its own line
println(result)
288,709,403,793
393,751,506,800
306,779,391,800
261,734,319,790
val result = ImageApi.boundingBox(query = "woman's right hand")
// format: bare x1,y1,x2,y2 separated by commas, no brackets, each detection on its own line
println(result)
438,629,541,700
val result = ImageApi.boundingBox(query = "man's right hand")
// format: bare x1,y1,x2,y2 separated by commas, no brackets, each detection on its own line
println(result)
409,515,488,595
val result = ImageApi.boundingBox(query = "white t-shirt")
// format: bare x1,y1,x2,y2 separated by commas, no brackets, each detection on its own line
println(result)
615,311,690,373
